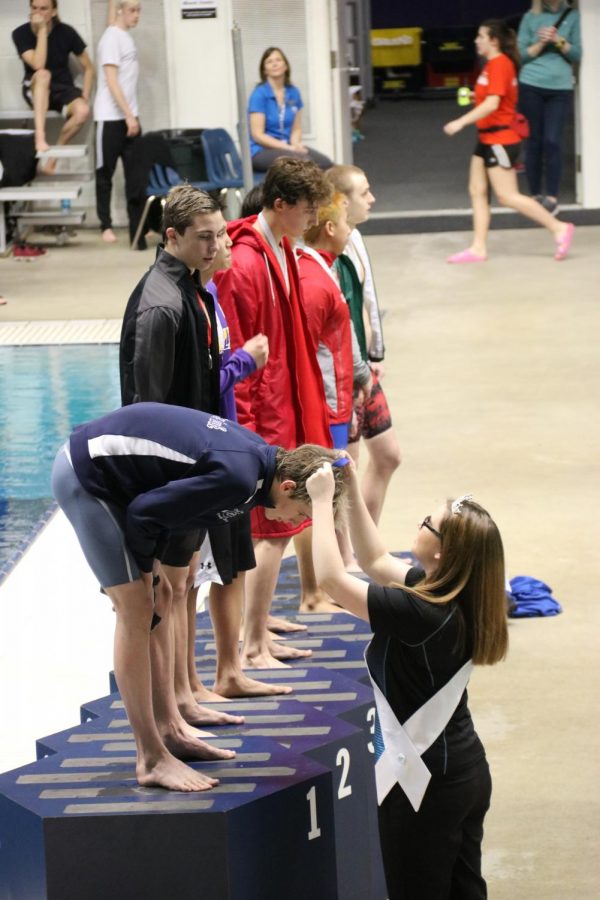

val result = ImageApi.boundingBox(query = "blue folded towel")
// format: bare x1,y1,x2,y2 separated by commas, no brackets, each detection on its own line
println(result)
507,576,563,618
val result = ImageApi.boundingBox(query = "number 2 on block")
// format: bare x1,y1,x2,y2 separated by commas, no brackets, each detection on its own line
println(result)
336,747,352,799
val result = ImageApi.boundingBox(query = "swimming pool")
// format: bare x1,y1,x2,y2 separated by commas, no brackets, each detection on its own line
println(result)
0,345,121,580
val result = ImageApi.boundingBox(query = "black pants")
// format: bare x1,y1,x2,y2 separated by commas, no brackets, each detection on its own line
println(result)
518,83,572,198
95,119,145,241
251,145,333,172
378,757,492,900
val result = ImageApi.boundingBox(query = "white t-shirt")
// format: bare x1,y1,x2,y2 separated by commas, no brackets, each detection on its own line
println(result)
93,25,139,122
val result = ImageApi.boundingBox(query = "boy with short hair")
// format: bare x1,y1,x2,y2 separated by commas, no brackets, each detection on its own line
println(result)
214,156,332,667
52,402,347,792
326,165,401,538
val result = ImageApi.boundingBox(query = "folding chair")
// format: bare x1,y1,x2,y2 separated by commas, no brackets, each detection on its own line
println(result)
200,128,263,215
130,163,218,250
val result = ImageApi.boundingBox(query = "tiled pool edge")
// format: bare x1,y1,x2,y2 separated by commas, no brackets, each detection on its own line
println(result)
0,320,122,346
0,503,58,587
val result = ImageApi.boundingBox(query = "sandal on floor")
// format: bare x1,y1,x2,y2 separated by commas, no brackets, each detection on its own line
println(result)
554,222,575,261
447,249,487,264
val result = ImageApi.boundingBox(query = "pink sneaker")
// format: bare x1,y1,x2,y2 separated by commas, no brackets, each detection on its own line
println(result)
554,222,575,261
447,249,487,264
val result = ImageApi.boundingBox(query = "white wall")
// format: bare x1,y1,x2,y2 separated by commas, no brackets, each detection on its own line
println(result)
162,0,337,160
0,0,92,111
578,0,600,207
0,1,339,225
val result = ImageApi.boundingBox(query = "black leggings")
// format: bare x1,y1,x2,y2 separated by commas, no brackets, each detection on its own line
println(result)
378,757,492,900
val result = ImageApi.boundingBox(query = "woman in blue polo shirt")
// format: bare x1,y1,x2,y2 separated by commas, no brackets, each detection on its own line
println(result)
248,46,333,172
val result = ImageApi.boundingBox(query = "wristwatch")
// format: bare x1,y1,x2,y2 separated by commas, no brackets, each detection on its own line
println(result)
556,37,567,50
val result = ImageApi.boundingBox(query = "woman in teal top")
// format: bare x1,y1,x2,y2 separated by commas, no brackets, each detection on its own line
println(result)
248,46,333,172
517,1,581,213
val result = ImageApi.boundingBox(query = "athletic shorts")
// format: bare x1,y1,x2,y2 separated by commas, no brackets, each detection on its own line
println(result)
52,445,140,588
158,530,205,569
473,141,521,170
349,370,392,444
22,78,83,114
195,514,256,587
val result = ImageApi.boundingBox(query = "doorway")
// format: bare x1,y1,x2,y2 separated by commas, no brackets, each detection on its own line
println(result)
345,1,578,217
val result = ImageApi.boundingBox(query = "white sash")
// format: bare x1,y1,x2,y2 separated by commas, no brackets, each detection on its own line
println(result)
366,644,473,812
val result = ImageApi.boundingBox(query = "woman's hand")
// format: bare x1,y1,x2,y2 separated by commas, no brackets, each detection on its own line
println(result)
290,141,309,154
538,26,556,45
243,333,269,369
444,119,464,137
306,462,335,503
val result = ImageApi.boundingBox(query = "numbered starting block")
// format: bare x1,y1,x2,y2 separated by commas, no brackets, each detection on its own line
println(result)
71,698,376,898
0,736,338,900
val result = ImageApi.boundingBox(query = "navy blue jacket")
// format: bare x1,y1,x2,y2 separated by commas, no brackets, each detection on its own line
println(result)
69,403,278,572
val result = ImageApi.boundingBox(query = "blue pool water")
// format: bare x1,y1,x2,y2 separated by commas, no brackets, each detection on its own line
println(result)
0,345,121,579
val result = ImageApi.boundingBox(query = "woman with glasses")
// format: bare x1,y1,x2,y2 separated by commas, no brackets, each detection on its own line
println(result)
307,459,508,900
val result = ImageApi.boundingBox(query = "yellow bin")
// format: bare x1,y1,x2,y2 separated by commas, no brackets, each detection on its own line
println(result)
371,28,423,68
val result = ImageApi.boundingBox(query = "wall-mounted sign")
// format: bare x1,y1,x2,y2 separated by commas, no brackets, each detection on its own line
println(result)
181,0,217,18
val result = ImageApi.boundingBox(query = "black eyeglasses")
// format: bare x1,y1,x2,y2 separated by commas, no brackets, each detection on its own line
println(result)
419,515,442,539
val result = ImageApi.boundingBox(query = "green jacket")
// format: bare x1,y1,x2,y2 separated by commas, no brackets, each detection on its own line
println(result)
334,254,368,362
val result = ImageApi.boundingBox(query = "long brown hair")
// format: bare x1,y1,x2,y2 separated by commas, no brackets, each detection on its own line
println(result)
258,47,291,85
407,498,508,665
482,19,520,69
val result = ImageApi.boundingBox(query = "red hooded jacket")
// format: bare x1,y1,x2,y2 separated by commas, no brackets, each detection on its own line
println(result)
213,216,331,538
297,247,353,426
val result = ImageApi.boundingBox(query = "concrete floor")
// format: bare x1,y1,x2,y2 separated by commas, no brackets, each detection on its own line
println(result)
1,224,599,897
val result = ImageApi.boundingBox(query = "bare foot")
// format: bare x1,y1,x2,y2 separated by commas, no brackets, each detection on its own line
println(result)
267,630,285,642
0,297,6,306
299,596,343,614
241,648,291,669
164,728,236,761
214,672,292,697
269,639,312,661
178,700,244,727
101,228,117,243
191,682,231,703
136,752,218,792
39,158,57,176
267,614,307,633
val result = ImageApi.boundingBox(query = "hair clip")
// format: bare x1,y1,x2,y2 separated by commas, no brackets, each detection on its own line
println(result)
332,457,350,468
451,493,474,515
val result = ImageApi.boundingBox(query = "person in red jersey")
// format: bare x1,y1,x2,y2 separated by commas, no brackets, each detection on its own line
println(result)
443,18,574,263
214,156,332,667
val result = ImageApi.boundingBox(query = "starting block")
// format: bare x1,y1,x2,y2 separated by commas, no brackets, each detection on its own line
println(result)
194,636,370,683
0,736,338,900
72,698,375,898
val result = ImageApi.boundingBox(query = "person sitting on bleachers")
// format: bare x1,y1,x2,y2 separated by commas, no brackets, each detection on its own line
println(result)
12,0,95,174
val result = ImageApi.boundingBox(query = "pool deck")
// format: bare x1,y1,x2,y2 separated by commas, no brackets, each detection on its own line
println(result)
1,225,600,899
